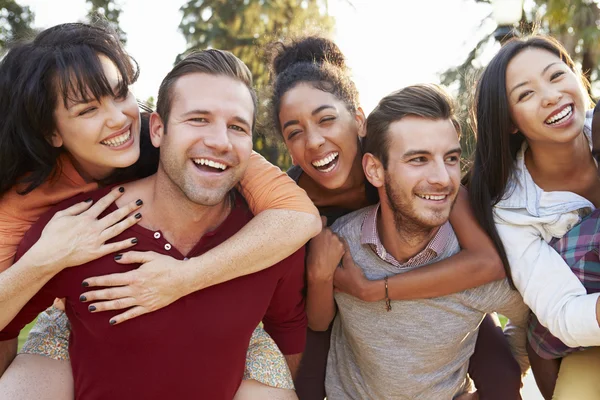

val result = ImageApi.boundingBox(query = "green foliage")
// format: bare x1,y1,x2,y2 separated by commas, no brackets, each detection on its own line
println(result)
441,0,600,167
0,0,35,51
86,0,127,44
177,0,335,169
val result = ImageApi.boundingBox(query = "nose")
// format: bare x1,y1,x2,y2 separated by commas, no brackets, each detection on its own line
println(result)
305,128,326,151
427,159,452,188
542,86,563,108
203,122,233,153
105,97,129,129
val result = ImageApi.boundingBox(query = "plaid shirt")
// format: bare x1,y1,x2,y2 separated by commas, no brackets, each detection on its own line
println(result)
528,207,600,359
360,203,452,268
528,103,600,359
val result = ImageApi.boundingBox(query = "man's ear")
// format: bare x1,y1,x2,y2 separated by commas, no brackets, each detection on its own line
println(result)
362,153,384,188
149,112,165,148
355,107,367,138
50,131,63,148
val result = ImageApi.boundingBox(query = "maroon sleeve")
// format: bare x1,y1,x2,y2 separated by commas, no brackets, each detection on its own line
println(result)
262,247,307,355
0,206,65,340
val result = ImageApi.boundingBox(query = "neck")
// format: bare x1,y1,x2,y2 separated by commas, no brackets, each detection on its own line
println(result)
526,132,592,181
135,171,231,252
377,202,438,263
67,153,114,184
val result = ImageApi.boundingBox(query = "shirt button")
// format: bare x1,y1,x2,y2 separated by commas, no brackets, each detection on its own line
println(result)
154,232,161,239
164,243,172,251
567,224,572,230
183,257,189,261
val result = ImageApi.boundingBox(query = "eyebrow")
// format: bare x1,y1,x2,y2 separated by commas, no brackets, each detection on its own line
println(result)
402,147,462,159
509,62,561,96
282,105,337,130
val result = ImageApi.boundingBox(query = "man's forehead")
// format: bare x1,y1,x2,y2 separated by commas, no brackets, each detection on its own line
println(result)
388,117,459,153
170,73,254,118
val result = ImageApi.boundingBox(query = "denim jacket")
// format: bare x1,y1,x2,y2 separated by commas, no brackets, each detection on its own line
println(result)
493,111,600,348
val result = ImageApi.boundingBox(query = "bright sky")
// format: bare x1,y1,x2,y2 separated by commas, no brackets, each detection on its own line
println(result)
19,0,500,113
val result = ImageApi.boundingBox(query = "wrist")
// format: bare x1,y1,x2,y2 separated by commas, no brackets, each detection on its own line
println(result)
307,268,335,284
19,244,63,276
179,258,206,295
361,279,385,302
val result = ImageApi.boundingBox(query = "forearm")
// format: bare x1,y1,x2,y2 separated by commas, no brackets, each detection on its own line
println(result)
306,275,336,331
284,353,302,381
364,251,505,302
0,338,17,377
0,249,58,329
181,210,320,295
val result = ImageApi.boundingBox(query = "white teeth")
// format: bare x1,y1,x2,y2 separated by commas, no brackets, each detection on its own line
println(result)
312,152,339,167
545,106,573,125
101,130,131,147
192,158,227,171
417,194,447,200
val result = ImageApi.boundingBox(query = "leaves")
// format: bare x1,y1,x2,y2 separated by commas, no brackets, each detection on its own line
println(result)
86,0,127,44
0,0,35,51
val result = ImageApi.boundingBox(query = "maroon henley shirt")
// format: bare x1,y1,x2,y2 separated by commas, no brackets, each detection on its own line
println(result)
0,187,307,400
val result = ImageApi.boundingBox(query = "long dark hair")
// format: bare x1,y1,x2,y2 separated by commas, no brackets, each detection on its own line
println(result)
466,35,590,284
0,22,140,196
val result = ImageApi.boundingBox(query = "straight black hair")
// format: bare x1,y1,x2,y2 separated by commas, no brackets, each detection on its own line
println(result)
466,35,591,285
0,22,139,196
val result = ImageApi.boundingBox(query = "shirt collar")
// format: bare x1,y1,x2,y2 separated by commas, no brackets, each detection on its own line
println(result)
360,203,451,268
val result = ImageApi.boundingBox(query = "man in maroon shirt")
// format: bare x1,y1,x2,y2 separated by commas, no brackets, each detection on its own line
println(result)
0,50,306,400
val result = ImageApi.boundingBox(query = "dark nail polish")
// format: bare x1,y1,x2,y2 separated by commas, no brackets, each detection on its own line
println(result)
84,198,93,203
82,281,89,287
118,186,125,193
110,319,116,325
114,254,122,261
88,305,96,312
135,213,142,219
131,238,138,244
136,199,143,206
79,295,87,302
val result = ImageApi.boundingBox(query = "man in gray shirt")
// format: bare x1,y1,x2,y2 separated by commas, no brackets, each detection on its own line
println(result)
310,84,529,399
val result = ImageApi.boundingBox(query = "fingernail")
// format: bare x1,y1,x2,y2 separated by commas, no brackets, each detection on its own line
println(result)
131,238,138,244
114,254,123,261
118,186,125,193
136,199,143,206
110,319,116,325
84,198,93,203
88,305,96,312
82,281,89,287
79,295,87,302
135,213,142,219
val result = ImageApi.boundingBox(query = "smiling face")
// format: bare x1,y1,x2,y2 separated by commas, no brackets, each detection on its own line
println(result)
506,48,588,146
52,55,141,181
151,72,254,206
279,83,363,190
371,116,461,231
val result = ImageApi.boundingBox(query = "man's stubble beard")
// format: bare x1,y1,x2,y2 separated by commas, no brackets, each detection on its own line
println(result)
384,176,457,240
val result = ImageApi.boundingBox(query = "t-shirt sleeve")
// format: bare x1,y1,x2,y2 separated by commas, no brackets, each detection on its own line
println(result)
0,216,59,340
236,151,318,217
0,198,35,272
261,247,307,355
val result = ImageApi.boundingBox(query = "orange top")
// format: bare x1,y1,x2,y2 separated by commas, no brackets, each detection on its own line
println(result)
0,152,317,271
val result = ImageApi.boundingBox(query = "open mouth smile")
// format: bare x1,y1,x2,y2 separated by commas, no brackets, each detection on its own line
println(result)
311,152,339,173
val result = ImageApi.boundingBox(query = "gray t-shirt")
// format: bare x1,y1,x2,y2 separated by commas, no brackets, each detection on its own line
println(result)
326,206,529,400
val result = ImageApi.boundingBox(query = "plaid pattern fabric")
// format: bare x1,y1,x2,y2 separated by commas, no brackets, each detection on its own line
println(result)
360,204,453,268
528,207,600,359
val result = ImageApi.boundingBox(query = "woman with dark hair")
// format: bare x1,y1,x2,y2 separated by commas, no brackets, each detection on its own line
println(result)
0,22,321,399
467,34,600,398
268,36,524,400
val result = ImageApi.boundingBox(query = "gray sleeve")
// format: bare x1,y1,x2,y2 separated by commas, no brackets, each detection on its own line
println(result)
463,280,530,373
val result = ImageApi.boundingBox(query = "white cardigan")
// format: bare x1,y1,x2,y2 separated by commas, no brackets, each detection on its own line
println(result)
493,111,599,348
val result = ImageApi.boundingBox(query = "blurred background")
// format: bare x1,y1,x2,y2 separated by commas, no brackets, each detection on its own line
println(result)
1,0,598,170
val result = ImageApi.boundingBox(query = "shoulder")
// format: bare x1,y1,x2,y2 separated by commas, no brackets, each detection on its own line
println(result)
331,206,373,235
